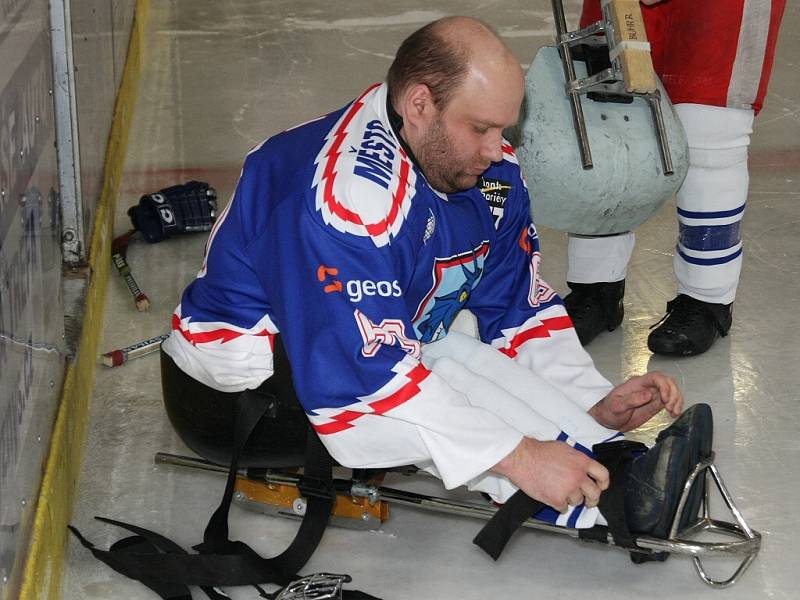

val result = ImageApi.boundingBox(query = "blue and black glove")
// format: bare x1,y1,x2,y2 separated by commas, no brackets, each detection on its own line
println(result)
128,180,218,243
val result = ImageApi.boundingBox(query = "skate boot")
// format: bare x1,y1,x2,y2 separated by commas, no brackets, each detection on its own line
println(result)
655,403,713,532
563,280,625,346
647,295,732,356
625,435,693,540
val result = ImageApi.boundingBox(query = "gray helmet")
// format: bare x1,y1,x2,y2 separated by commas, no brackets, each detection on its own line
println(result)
515,46,689,235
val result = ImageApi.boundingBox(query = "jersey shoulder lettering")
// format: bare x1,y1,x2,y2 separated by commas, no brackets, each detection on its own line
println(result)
311,84,418,247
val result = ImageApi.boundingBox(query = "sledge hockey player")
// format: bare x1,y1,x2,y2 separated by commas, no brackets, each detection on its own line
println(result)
563,0,787,355
161,16,712,543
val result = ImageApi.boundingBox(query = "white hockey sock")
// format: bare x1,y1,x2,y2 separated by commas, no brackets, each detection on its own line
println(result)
567,232,635,283
672,104,754,304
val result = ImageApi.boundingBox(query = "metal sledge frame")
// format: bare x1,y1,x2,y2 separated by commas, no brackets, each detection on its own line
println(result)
550,0,675,173
155,450,760,589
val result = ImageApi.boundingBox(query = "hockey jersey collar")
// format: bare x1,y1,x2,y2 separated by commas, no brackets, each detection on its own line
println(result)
384,84,421,171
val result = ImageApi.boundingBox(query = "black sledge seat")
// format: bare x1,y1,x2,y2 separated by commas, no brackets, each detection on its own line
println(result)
160,336,309,468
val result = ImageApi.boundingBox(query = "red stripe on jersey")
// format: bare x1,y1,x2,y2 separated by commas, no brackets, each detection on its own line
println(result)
320,85,379,229
172,313,273,347
499,315,574,358
364,157,411,237
313,363,431,435
502,142,515,157
314,420,353,435
314,410,365,434
321,84,411,239
367,363,429,413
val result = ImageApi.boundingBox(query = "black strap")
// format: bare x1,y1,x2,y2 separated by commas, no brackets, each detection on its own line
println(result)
473,439,652,560
70,388,343,596
577,523,610,544
472,490,546,560
200,388,283,549
591,440,647,550
69,524,199,600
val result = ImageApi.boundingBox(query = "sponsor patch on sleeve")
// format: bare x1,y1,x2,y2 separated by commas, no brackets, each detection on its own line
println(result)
479,177,512,228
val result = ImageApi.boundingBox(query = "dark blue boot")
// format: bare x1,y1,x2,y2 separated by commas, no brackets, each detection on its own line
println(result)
656,403,714,532
625,435,693,539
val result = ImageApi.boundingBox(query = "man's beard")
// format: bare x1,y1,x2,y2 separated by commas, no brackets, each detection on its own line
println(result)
416,119,479,193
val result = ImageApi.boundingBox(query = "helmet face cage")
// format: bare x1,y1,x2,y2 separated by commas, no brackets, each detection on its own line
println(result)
276,573,352,600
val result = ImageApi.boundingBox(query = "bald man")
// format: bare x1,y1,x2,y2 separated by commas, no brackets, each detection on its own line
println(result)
162,17,704,538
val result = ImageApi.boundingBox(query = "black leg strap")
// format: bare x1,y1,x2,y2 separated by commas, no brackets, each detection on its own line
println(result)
473,489,547,560
69,387,357,596
198,388,273,549
69,524,198,600
474,439,651,561
589,440,647,550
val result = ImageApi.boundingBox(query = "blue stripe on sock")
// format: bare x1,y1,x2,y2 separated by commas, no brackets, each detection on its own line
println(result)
679,222,741,251
677,246,743,266
533,505,560,524
567,503,585,528
573,441,593,457
557,431,569,442
677,204,745,219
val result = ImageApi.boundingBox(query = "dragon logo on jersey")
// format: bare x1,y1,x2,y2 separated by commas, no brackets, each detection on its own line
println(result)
412,242,490,342
479,176,512,228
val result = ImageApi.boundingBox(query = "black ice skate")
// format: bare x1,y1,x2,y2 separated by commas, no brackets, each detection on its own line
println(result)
563,280,625,345
647,294,732,356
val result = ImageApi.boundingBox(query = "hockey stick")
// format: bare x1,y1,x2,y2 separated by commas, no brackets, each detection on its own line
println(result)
112,229,150,311
100,333,170,367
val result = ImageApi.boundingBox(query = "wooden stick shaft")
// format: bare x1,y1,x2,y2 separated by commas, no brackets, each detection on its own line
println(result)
603,0,657,93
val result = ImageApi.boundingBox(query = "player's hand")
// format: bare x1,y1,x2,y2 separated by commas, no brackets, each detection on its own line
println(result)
492,438,609,512
588,371,683,432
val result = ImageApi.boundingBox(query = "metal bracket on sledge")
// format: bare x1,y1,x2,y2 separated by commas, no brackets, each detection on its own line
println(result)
643,452,762,588
155,450,760,587
550,0,675,173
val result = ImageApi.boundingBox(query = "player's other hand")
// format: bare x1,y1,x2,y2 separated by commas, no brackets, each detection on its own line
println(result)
589,371,683,432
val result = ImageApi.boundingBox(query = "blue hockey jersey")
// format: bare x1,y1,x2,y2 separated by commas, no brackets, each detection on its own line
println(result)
163,83,612,489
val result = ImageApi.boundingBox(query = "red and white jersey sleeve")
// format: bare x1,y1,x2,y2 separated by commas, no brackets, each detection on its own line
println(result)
467,154,614,412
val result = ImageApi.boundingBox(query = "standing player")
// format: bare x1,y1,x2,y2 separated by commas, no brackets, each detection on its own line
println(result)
564,0,787,355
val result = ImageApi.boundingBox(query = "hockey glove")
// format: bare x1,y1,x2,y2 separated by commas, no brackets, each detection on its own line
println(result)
128,180,218,243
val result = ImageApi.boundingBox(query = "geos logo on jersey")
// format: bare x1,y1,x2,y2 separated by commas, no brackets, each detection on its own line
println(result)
346,279,402,303
317,264,401,302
